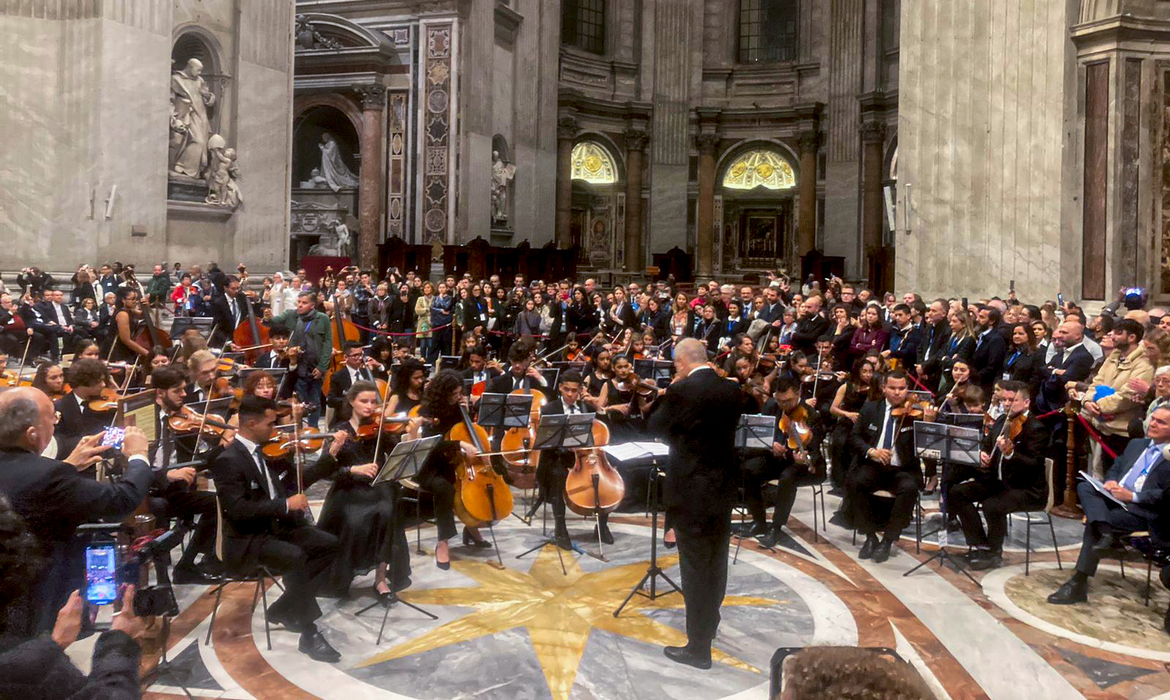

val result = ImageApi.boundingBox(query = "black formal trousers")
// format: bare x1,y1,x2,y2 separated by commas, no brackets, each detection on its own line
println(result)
741,452,818,529
949,478,1044,552
1074,480,1152,576
846,462,919,541
535,452,610,534
151,482,217,567
673,511,731,645
254,524,338,630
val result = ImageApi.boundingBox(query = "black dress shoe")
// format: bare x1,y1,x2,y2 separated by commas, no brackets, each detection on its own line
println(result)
757,527,783,550
1092,533,1117,553
664,644,712,670
266,607,303,632
968,553,1002,571
172,565,222,585
554,533,573,551
965,548,990,562
663,537,677,550
463,529,493,549
298,628,341,663
872,541,893,563
1047,577,1089,605
858,535,879,560
595,523,615,545
734,521,767,538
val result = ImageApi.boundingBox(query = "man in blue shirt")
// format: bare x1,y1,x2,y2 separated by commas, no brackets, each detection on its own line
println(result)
1049,406,1170,605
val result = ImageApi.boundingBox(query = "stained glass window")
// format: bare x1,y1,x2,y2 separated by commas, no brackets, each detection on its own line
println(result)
721,150,797,191
571,142,618,185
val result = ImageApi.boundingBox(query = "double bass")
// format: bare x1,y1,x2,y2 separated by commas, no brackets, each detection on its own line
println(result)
564,419,625,517
232,291,270,365
322,293,361,396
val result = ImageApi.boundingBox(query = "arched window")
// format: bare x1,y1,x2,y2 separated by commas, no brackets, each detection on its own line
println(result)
563,0,605,55
722,149,797,191
739,0,798,64
571,141,618,185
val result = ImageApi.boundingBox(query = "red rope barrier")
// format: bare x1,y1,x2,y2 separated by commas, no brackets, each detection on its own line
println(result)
1074,412,1119,459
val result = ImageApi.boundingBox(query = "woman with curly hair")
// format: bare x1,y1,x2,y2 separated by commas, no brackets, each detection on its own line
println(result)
407,369,491,570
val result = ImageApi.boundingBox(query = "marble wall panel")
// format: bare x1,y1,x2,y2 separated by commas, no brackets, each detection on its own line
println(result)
650,165,688,256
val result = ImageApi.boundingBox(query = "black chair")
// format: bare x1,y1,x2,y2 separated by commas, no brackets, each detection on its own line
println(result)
204,498,280,650
1008,458,1064,576
399,476,434,554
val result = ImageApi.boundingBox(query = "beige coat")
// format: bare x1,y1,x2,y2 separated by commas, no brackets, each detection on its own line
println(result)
1088,343,1155,436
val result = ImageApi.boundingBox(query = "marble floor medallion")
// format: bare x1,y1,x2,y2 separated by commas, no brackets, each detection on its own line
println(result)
250,521,856,700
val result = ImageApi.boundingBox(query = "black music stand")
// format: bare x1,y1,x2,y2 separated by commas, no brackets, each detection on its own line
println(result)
355,436,442,644
169,317,213,340
904,422,980,584
515,414,598,571
478,393,533,430
538,368,560,390
732,414,780,560
613,457,682,616
634,359,673,384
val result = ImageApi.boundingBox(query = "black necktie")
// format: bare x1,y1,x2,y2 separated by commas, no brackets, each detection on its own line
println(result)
253,446,277,499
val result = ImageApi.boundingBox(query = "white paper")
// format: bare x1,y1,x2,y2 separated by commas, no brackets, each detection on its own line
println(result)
602,441,670,461
1079,471,1132,511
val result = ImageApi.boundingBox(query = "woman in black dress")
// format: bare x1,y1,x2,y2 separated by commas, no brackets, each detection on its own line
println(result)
386,358,426,416
318,381,412,598
596,355,654,442
582,348,612,412
1003,322,1041,397
828,358,876,492
109,287,151,365
409,369,491,570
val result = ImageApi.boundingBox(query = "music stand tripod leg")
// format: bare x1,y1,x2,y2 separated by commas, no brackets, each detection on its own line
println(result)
902,460,978,585
613,464,681,617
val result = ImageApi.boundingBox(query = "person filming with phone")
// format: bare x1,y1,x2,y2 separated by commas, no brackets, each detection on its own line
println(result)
0,387,152,637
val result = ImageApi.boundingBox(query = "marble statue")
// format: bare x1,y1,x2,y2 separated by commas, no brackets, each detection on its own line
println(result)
169,58,217,178
491,150,516,223
295,15,343,51
332,219,354,258
205,135,242,209
319,132,360,192
307,219,354,258
300,168,329,189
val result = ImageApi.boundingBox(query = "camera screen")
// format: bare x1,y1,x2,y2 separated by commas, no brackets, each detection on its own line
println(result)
101,428,125,451
84,544,118,605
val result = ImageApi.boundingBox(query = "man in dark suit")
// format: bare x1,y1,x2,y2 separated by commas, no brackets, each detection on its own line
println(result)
972,306,1008,394
914,299,951,390
209,395,341,661
460,345,502,388
1036,321,1095,415
648,338,744,670
35,289,82,348
54,359,115,460
846,370,922,563
18,296,65,362
487,342,548,396
949,382,1049,570
254,325,291,370
790,296,829,356
1049,406,1170,606
0,387,152,636
325,342,377,412
881,303,921,370
209,275,252,347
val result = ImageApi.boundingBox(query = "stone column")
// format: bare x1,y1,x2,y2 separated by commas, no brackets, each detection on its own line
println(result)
555,116,578,250
860,121,886,282
356,84,386,269
797,131,820,257
695,134,719,278
623,129,650,273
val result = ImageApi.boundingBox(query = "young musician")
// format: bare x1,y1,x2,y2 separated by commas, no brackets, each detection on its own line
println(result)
54,359,114,460
538,371,615,546
318,381,411,598
409,370,491,570
739,375,826,548
828,358,877,493
949,382,1048,570
386,358,426,416
846,370,925,563
110,287,151,364
325,342,378,413
209,395,341,662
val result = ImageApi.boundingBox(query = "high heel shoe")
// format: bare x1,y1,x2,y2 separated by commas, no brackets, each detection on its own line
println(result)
435,554,450,571
463,529,493,549
663,537,677,550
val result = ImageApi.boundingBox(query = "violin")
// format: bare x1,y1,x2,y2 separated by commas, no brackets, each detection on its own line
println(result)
262,429,336,458
168,405,234,437
778,404,814,466
88,387,124,412
564,420,626,518
355,414,412,439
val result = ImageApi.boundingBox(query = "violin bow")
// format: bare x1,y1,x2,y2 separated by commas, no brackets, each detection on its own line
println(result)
371,367,395,467
105,354,141,430
12,335,31,387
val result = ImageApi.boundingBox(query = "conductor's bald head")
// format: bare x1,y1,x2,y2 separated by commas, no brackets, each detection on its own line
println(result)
673,338,708,376
0,387,55,453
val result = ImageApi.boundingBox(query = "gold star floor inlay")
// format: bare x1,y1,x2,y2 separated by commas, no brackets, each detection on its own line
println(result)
356,544,780,700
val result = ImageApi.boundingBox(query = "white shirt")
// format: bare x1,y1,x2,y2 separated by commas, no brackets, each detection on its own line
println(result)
233,434,282,506
875,400,902,468
52,302,67,325
688,365,713,377
348,366,369,384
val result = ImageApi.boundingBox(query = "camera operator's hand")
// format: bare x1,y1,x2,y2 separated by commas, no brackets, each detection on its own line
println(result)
287,494,310,512
65,433,108,470
121,427,148,459
51,590,84,649
110,585,147,640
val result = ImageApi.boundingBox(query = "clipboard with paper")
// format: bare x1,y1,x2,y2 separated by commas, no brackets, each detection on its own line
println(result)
1079,471,1132,511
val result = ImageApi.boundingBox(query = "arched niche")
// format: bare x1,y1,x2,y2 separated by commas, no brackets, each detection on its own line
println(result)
170,27,225,138
715,141,800,270
292,104,362,188
569,136,625,267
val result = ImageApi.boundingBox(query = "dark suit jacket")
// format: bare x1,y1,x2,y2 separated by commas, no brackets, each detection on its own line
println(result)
886,324,921,366
54,393,112,460
607,302,638,335
647,367,744,516
34,301,73,328
982,414,1049,496
540,398,589,470
487,372,548,397
691,318,722,356
848,399,922,481
210,291,252,344
972,329,1008,389
1037,344,1094,413
791,314,830,356
325,365,377,410
209,439,335,564
1104,438,1170,542
461,366,502,384
915,321,951,377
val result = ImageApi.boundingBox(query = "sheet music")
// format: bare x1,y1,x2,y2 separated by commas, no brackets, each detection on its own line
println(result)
602,442,670,462
1079,471,1132,511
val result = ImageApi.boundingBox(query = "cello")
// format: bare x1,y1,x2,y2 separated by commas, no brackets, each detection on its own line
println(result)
564,419,625,517
450,404,514,534
232,291,270,365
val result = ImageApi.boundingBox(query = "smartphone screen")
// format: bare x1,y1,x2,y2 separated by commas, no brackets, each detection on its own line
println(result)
101,427,125,451
84,543,119,605
1058,293,1065,308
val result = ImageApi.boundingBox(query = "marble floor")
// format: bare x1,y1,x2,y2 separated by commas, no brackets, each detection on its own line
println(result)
123,488,1170,700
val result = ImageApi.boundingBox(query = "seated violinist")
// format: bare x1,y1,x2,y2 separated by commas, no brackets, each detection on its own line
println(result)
539,371,615,547
325,342,379,413
949,381,1048,570
846,371,925,563
318,380,410,598
460,345,502,396
737,375,826,549
254,325,292,370
54,359,114,461
408,370,492,570
148,366,221,584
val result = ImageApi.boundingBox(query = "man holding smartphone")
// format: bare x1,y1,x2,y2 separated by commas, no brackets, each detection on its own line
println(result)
0,387,152,636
